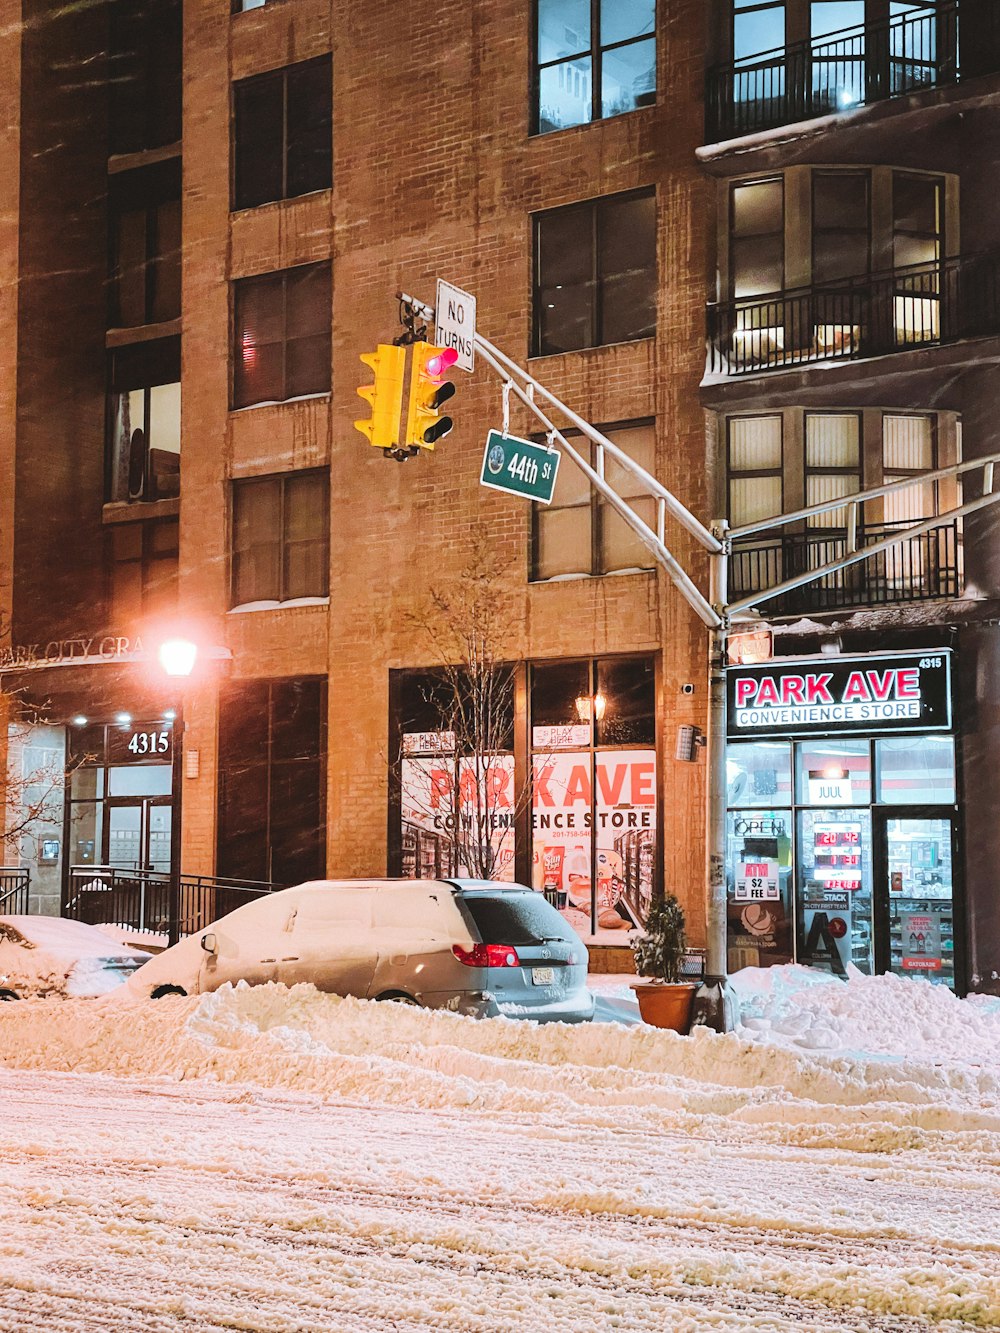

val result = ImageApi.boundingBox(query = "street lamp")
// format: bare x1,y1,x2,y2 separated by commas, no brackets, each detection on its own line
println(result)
157,637,198,944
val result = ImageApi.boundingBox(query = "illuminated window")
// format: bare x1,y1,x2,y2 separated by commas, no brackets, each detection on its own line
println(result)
534,0,655,135
232,263,331,408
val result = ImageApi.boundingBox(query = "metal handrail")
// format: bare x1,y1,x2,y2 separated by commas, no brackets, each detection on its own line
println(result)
707,248,1000,377
64,865,277,938
706,0,1000,140
0,870,30,916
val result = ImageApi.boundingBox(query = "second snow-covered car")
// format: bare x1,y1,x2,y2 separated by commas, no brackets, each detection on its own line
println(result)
0,915,153,1000
127,878,594,1022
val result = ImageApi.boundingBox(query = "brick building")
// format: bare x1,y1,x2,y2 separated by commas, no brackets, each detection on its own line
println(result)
0,0,714,954
3,0,1000,994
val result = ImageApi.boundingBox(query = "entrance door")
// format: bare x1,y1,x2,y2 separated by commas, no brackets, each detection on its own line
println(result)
105,799,172,872
796,807,874,977
874,809,957,989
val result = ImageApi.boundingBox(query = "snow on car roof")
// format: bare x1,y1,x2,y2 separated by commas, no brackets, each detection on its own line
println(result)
0,915,150,959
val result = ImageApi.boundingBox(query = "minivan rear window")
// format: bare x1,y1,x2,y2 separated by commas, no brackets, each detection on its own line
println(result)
463,893,574,946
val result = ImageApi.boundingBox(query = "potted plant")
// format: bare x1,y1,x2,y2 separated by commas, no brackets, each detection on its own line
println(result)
630,892,697,1032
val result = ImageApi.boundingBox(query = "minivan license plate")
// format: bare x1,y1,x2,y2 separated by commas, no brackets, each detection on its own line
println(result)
532,967,555,985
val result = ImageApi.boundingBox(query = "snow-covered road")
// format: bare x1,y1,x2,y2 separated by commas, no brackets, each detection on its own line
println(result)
1,977,999,1331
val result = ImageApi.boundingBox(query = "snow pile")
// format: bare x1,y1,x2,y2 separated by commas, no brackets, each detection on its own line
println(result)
734,963,1000,1062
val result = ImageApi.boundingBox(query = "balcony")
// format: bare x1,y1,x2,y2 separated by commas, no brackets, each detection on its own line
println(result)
730,518,963,616
707,249,1000,377
707,0,1000,142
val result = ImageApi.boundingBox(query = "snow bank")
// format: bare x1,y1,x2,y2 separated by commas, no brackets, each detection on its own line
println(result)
2,975,1000,1150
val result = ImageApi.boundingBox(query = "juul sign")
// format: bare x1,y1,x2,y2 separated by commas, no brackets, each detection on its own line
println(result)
727,651,951,737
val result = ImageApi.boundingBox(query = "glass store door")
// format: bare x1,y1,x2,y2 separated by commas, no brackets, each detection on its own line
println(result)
876,811,957,989
105,798,172,873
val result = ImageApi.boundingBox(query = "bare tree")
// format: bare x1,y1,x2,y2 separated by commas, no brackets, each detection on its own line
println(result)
2,695,66,862
398,541,530,882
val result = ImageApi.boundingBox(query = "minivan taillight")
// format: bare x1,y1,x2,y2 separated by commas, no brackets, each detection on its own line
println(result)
452,943,520,968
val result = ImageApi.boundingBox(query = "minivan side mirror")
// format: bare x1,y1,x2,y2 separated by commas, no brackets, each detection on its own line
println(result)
200,932,217,955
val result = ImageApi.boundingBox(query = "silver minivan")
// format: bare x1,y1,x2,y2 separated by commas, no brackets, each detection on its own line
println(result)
127,879,595,1022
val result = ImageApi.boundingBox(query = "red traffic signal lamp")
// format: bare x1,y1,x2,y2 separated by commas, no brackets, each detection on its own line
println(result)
355,344,405,449
405,342,458,450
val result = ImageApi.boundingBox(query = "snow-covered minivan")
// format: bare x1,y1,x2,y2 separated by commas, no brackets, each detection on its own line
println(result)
126,879,594,1022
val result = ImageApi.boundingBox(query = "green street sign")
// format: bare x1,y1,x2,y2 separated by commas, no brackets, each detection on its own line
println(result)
480,430,560,504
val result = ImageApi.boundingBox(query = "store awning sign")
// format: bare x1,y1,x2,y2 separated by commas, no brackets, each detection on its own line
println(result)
727,650,951,737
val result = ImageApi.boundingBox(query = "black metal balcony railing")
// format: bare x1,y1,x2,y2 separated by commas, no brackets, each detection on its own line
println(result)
707,250,1000,376
729,518,963,615
0,869,30,916
64,866,277,942
708,0,1000,140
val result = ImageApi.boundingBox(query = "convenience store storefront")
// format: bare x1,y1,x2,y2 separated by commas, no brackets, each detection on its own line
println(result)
724,649,961,990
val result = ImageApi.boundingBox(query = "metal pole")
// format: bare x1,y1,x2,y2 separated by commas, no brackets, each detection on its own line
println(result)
691,526,738,1033
167,702,183,947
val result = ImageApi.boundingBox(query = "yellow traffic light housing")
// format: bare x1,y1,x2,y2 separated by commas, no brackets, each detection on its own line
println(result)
355,344,405,449
404,342,458,450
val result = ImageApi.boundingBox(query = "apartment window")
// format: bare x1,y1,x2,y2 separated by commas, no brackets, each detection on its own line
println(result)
534,191,656,355
108,338,180,503
805,413,861,528
730,178,783,299
533,422,656,579
733,0,785,62
231,470,329,606
111,163,181,328
232,263,331,408
883,415,936,523
217,677,327,886
534,0,655,135
233,57,332,211
108,518,178,624
728,416,783,527
109,0,181,155
812,172,869,284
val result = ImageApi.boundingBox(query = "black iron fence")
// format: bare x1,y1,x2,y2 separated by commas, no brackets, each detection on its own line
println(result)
707,250,1000,376
729,518,963,615
707,0,1000,140
0,869,30,916
64,866,276,942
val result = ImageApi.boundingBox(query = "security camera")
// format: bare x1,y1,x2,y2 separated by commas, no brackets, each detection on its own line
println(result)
681,683,695,695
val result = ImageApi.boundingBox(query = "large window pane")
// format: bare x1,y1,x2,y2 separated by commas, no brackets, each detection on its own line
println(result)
795,738,871,805
283,472,330,599
731,179,784,299
599,192,656,344
726,741,792,807
602,38,656,118
600,424,656,571
601,0,654,46
797,807,874,975
595,657,655,746
537,0,590,60
233,264,330,408
538,60,593,134
233,58,331,211
536,207,593,355
877,735,955,804
726,807,794,970
233,478,281,603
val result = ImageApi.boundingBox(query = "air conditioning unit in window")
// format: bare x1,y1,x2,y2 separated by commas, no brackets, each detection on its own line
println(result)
127,427,147,502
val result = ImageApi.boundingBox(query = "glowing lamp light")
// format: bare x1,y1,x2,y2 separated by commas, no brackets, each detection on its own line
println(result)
575,692,607,723
158,638,198,679
839,89,855,106
72,715,88,727
116,712,132,725
822,765,846,780
425,347,458,378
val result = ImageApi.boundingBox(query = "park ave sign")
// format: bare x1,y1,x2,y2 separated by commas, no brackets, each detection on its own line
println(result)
727,650,952,737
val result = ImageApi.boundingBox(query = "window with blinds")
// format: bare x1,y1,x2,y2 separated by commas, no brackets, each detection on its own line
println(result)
728,415,783,527
883,414,935,523
805,413,861,528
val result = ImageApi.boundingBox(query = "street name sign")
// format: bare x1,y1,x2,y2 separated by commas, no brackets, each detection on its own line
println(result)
435,279,476,371
480,430,560,504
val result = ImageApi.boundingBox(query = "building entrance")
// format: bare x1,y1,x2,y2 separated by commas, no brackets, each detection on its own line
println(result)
106,797,172,872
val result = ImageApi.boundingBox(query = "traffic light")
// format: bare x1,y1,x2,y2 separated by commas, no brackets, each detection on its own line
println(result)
355,344,405,449
404,342,458,449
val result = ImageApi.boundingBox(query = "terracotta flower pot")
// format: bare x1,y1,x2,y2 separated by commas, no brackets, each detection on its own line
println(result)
630,980,697,1033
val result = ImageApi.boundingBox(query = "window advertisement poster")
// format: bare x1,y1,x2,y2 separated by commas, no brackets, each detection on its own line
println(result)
726,811,793,969
401,741,515,883
531,750,656,935
900,911,943,972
